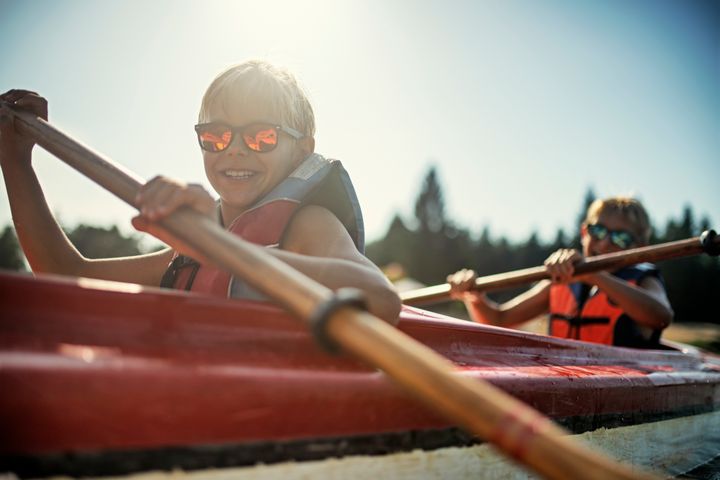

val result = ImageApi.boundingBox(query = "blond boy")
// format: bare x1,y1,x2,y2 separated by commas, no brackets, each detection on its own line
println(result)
0,61,401,323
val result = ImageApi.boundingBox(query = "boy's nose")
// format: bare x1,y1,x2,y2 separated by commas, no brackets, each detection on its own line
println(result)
225,136,249,156
595,236,614,252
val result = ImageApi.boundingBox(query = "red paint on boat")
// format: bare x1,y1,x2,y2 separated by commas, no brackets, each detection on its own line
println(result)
1,271,719,455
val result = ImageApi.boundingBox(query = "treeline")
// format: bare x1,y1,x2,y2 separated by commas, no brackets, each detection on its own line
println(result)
366,167,719,324
0,166,717,324
0,223,160,271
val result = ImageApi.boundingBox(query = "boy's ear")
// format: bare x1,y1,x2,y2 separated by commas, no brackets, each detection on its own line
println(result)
292,136,315,166
580,223,588,238
299,136,315,156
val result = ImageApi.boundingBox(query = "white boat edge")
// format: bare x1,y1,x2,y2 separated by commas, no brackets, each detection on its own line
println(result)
5,410,715,480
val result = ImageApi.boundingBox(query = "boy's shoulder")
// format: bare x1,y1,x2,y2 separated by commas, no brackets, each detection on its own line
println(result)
614,262,661,282
254,153,364,254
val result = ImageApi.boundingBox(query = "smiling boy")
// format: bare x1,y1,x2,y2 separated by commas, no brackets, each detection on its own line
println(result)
448,197,673,348
0,60,401,324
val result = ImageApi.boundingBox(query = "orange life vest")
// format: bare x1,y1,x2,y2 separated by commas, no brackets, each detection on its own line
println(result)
160,154,364,299
548,264,663,348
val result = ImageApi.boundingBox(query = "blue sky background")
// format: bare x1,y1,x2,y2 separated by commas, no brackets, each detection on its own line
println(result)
1,0,717,248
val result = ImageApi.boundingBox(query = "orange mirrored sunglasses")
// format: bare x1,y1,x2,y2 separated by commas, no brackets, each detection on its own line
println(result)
194,122,303,153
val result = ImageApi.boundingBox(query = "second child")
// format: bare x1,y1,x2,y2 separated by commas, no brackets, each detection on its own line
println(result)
447,197,673,348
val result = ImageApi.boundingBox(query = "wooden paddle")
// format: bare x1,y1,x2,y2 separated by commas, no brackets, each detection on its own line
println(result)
2,103,657,480
401,233,719,306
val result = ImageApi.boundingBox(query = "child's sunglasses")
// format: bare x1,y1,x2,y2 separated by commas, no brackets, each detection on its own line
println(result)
587,223,636,249
194,122,303,153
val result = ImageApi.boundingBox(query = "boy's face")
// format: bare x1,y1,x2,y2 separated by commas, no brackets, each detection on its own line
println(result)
581,211,639,257
202,101,309,221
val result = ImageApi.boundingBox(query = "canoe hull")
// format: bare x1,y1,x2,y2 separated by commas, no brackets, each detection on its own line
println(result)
1,272,719,476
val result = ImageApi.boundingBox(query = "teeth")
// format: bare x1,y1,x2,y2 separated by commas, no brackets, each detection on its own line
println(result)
224,170,255,178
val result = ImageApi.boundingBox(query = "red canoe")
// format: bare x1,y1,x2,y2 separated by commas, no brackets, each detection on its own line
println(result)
1,271,719,478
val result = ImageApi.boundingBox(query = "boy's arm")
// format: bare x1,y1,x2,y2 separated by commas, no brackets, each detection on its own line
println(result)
1,93,172,286
272,204,402,324
0,90,77,275
583,272,673,330
462,281,551,328
0,90,172,285
2,150,173,285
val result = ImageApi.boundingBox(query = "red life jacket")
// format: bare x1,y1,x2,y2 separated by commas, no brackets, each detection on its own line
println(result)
160,154,364,299
548,264,663,348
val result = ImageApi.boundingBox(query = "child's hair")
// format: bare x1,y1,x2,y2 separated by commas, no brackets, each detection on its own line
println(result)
198,60,315,137
585,196,651,244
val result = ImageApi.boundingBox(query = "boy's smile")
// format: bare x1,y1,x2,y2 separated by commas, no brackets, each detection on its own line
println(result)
221,169,258,180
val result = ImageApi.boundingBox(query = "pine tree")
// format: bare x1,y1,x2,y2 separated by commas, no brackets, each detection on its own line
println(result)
414,167,446,234
551,228,567,250
571,187,596,247
0,225,26,271
366,214,414,269
67,224,144,258
679,205,695,238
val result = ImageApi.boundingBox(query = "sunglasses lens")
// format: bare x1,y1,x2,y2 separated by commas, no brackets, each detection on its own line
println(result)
588,224,607,240
611,232,634,249
589,224,634,249
197,125,232,152
243,125,278,152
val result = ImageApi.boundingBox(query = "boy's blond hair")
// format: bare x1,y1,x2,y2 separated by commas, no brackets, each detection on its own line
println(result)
585,196,651,245
199,60,315,137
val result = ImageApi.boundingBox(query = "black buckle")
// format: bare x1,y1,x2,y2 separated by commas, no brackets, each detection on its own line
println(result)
309,288,368,355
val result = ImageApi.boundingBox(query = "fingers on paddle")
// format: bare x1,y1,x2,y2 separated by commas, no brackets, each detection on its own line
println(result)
544,249,582,283
135,176,174,219
0,90,48,119
135,177,215,221
131,215,150,233
447,268,478,298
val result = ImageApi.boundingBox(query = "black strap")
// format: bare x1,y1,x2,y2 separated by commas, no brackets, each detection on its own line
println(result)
550,314,611,326
308,288,368,355
159,255,200,290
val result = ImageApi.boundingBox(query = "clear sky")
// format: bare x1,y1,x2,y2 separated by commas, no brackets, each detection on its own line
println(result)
1,0,717,247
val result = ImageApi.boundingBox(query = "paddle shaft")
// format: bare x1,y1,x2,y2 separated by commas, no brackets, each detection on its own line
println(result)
5,106,654,480
401,234,718,306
